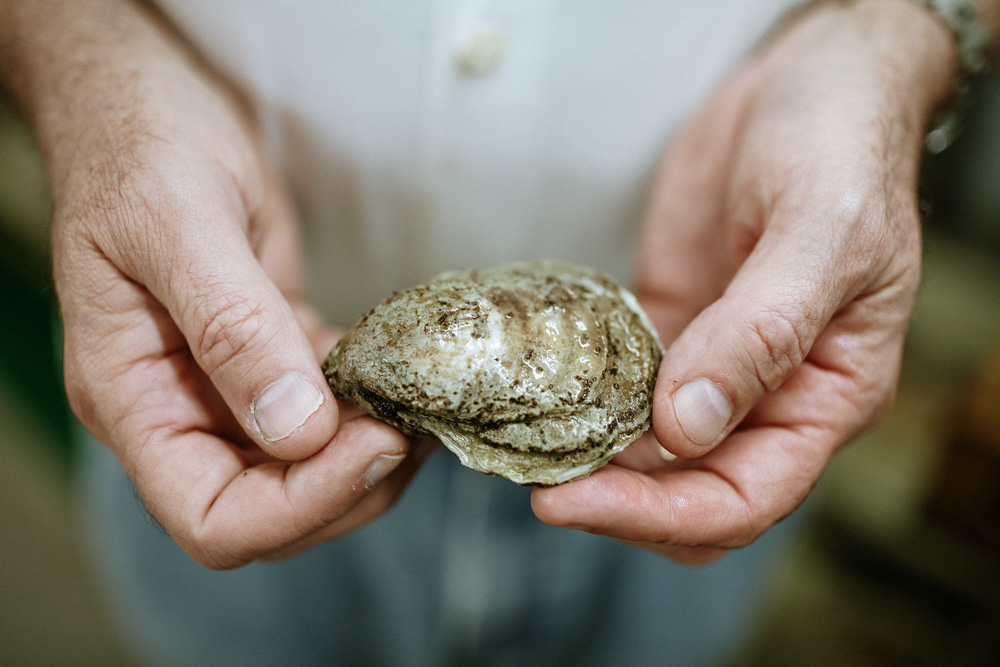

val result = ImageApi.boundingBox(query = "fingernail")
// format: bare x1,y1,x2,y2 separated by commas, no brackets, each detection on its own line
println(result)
363,453,407,490
658,445,678,462
672,378,732,446
253,373,324,443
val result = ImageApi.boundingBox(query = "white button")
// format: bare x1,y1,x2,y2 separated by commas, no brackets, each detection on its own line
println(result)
456,25,507,76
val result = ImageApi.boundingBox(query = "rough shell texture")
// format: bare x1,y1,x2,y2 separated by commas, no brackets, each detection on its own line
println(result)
322,260,663,485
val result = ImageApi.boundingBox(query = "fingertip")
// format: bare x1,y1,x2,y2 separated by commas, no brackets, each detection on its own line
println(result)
362,452,407,490
653,367,733,458
251,371,338,459
529,487,563,528
671,377,732,446
333,415,410,454
328,416,413,485
253,372,325,442
530,466,643,530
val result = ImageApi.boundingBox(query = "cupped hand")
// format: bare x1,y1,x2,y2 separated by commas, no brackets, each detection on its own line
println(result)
532,0,957,563
48,7,424,569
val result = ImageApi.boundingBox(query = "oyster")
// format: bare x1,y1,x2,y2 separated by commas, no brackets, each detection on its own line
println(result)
322,260,663,485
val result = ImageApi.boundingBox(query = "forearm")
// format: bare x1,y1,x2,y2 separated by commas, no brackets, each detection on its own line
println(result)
754,0,998,173
0,0,232,195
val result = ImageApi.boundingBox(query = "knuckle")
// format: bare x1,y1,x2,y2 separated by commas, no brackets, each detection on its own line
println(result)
192,292,273,378
738,306,817,392
715,495,790,551
60,338,127,443
713,501,765,550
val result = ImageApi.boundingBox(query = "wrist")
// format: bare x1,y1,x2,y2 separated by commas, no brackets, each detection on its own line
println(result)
759,0,961,138
914,0,993,150
0,0,233,196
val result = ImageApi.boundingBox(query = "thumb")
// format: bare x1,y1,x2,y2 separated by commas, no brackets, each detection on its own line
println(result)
159,228,338,461
653,239,841,459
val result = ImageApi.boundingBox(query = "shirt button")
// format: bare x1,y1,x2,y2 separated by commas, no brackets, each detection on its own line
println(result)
456,25,507,76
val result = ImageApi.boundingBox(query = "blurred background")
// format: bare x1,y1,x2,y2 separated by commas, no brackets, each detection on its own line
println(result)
2,69,999,665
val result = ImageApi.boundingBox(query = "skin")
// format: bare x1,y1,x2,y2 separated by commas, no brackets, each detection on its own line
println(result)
532,0,998,563
1,0,997,569
1,0,428,569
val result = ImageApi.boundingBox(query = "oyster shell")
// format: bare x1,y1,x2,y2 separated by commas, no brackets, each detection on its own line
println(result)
322,260,663,485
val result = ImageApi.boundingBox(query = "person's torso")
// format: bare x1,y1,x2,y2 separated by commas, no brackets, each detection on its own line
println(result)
155,0,795,324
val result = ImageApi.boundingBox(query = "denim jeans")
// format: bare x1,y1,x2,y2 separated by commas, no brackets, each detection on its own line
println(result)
79,431,798,666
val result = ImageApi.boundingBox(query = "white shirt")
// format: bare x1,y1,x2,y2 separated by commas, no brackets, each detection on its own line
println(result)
155,0,796,325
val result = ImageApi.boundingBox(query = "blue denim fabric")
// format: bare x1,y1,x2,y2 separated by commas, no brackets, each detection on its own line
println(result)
78,432,798,667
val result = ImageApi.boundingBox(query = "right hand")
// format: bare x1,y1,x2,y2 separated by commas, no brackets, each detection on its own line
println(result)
45,5,424,570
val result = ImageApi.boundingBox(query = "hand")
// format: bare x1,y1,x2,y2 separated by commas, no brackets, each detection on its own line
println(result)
10,1,425,568
532,0,959,563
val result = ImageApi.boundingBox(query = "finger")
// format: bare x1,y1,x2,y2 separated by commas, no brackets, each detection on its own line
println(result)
259,437,437,561
534,302,904,554
136,197,336,460
181,247,334,460
650,196,873,459
134,416,410,569
611,432,685,473
80,148,339,460
249,169,342,363
533,417,829,550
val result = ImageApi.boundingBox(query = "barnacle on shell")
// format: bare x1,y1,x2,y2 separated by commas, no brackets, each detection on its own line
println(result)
322,260,663,485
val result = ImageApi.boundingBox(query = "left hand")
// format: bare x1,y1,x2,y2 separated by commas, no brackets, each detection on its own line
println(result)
532,0,957,563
